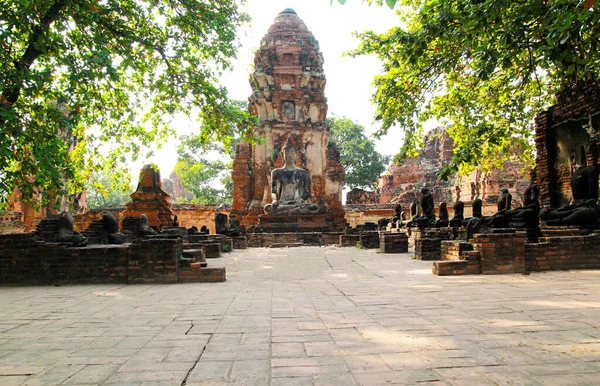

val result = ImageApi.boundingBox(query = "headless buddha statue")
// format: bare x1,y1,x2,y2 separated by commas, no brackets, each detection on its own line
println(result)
264,134,321,216
540,146,600,226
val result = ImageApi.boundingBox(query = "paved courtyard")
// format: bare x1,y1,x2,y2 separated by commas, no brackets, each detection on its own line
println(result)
1,246,600,385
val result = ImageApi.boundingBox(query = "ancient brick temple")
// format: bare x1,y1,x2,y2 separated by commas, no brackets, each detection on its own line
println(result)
232,9,345,229
535,82,600,208
123,165,174,228
376,127,530,214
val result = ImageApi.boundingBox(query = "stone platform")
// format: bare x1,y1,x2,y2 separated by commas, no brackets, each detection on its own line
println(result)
379,232,409,253
0,233,226,285
248,232,343,248
433,228,600,276
254,213,341,233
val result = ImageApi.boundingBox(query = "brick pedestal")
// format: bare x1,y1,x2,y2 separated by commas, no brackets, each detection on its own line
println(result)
526,232,600,271
441,240,474,261
340,234,360,247
472,232,526,274
232,236,248,249
415,238,442,260
359,231,380,249
379,233,409,253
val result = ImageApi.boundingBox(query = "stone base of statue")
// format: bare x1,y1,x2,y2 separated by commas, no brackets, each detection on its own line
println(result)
254,213,340,233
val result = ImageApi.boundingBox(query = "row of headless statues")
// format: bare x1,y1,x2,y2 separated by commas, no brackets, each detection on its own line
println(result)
386,184,541,231
55,211,218,247
387,159,600,230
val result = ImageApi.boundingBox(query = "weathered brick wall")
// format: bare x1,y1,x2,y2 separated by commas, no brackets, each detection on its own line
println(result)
0,233,130,285
247,232,340,248
526,233,600,271
471,232,526,274
172,204,230,235
128,238,181,284
344,205,395,228
346,188,380,205
73,204,230,235
535,82,600,208
379,233,408,253
441,240,473,261
0,211,26,233
0,233,223,285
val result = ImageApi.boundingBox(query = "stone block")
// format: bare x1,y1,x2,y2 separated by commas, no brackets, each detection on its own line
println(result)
472,233,526,274
432,261,468,276
379,233,409,253
323,232,344,245
232,236,248,249
441,240,473,261
415,238,442,260
178,267,226,283
359,231,379,249
340,234,360,247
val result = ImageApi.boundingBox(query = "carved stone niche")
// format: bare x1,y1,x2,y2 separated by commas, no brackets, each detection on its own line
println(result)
281,101,295,120
281,53,294,66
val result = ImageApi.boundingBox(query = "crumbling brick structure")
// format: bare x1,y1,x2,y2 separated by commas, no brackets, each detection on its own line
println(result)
377,127,530,214
231,9,345,230
534,82,600,208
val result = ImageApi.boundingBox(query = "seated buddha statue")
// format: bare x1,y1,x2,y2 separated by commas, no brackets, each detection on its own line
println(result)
507,182,540,228
540,146,600,227
264,134,321,216
415,188,436,228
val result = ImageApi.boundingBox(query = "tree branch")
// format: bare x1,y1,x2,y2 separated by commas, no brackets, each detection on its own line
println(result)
2,0,69,105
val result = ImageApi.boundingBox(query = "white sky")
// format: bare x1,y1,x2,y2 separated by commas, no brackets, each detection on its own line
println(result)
147,0,403,177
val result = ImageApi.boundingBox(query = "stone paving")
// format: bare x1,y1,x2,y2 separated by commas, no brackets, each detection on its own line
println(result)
1,246,600,385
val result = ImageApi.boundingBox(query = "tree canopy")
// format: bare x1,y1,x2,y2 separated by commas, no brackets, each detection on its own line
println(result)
173,136,236,205
327,115,390,189
85,168,133,209
173,100,244,204
0,0,256,210
349,0,599,177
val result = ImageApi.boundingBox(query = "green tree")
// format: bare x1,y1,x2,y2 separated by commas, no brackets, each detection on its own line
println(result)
327,115,391,189
85,168,133,209
349,0,600,177
174,100,245,204
1,0,256,210
174,157,230,204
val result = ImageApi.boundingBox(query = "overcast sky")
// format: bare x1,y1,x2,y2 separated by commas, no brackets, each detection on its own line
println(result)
148,0,403,176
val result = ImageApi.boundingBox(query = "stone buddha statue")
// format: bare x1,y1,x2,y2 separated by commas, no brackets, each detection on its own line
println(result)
540,146,600,226
435,202,449,228
415,188,436,228
264,134,321,215
507,182,540,228
487,188,513,228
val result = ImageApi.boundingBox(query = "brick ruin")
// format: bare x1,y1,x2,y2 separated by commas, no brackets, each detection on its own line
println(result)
378,127,454,206
0,166,235,285
535,81,600,208
375,126,530,216
428,82,600,276
231,9,345,231
124,164,174,228
346,188,380,205
162,171,193,203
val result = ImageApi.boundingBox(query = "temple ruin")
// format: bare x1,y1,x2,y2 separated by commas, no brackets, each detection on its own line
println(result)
231,8,346,235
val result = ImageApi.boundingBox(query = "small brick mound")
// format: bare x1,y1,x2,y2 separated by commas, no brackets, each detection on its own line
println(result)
379,233,409,253
415,238,442,260
359,231,380,249
340,234,360,247
232,236,248,249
